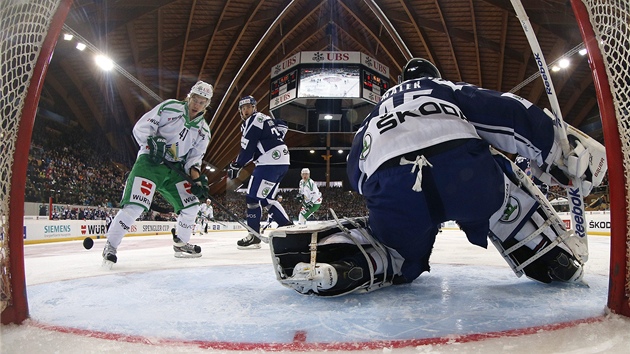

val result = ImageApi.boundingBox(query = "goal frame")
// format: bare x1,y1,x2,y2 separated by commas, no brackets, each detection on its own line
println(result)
571,0,630,316
1,0,629,325
1,0,73,325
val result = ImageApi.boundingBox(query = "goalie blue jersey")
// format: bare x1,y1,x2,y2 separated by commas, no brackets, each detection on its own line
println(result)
236,112,290,166
348,77,555,193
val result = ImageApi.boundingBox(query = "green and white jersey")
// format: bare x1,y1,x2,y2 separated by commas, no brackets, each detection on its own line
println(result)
133,99,210,173
299,178,322,204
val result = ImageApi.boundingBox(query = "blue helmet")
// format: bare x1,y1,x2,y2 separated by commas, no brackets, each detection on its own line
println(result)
238,95,257,109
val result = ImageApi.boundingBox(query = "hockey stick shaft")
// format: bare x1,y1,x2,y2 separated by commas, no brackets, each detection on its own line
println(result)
161,159,268,242
510,0,588,253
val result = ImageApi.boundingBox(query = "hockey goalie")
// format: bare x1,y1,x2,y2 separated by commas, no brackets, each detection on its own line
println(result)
269,58,607,297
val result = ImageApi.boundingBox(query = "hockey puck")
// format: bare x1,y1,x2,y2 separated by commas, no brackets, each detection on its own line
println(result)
83,237,94,250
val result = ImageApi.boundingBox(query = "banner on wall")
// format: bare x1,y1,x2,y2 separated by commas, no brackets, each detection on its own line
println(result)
23,220,245,243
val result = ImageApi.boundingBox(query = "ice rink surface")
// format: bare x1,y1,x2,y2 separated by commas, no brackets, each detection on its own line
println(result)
2,228,630,353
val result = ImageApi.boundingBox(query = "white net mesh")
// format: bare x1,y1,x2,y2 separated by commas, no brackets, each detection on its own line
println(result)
0,0,62,314
580,0,630,297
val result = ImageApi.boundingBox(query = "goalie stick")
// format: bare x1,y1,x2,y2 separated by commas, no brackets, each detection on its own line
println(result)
510,0,588,259
161,158,268,242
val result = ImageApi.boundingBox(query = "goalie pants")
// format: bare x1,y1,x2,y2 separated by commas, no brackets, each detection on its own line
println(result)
362,139,505,282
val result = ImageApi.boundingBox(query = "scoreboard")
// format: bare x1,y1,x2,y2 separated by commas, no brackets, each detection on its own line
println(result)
362,69,390,104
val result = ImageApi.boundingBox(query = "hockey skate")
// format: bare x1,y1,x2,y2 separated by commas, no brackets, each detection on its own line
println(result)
237,233,261,250
171,228,202,258
102,241,117,269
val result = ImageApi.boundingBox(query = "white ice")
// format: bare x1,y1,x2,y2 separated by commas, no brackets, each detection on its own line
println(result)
2,228,630,354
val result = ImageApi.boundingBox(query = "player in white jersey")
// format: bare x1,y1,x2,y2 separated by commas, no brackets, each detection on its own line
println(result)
270,58,606,296
297,168,322,224
195,199,214,234
228,96,293,249
102,81,213,267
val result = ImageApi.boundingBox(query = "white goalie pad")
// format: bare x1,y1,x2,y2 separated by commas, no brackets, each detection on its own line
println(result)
268,217,401,297
489,148,587,283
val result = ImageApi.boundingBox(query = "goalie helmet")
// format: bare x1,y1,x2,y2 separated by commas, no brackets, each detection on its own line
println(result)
238,95,257,109
401,58,441,81
189,81,213,100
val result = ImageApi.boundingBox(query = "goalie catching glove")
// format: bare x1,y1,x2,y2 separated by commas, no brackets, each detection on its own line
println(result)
147,136,167,164
532,112,607,195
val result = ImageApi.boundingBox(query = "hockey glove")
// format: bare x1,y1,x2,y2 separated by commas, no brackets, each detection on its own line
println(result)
191,174,209,199
532,114,607,195
303,201,313,209
147,136,167,164
227,162,241,179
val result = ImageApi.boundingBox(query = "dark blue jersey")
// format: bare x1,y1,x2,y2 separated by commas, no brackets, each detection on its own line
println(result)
348,77,554,193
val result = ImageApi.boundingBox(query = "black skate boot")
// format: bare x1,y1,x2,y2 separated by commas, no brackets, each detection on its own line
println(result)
237,233,261,250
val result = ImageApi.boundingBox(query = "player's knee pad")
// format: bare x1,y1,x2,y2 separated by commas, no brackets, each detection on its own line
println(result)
489,149,585,284
269,217,404,297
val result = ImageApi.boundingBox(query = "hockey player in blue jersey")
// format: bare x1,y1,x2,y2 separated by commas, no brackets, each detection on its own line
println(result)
229,96,293,249
269,58,606,296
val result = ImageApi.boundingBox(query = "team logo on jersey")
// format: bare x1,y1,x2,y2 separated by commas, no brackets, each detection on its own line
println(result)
272,149,281,160
500,196,521,223
257,115,263,123
360,133,372,160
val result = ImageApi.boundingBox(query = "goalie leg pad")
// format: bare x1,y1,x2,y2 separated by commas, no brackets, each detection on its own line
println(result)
269,217,402,296
489,150,585,283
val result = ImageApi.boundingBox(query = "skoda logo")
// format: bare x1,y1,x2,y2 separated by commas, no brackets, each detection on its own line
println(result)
262,187,271,197
272,150,281,160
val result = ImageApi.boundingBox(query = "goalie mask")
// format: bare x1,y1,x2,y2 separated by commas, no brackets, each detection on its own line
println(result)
401,58,441,82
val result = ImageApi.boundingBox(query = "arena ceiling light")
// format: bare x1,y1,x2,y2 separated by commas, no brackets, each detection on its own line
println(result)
75,42,86,51
63,33,73,40
95,54,114,71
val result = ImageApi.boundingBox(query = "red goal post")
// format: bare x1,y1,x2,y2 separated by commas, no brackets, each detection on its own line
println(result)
1,0,72,324
571,0,630,316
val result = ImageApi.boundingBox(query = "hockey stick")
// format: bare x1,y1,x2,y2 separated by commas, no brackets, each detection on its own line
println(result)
510,0,588,259
160,158,268,242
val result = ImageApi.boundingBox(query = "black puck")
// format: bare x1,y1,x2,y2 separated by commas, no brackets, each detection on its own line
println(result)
83,237,94,250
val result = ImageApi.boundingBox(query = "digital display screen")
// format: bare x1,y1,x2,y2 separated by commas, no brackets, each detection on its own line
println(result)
363,69,390,96
270,69,297,100
298,65,360,98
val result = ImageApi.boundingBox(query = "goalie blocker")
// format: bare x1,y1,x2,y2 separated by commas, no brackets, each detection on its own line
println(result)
270,153,587,297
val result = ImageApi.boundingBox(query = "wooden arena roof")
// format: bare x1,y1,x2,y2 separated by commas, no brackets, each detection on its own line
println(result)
41,0,602,192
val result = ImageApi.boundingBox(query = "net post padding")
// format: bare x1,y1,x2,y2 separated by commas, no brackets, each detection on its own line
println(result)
1,0,73,325
571,0,630,316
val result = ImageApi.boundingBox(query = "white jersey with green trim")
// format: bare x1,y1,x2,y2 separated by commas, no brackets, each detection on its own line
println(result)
133,99,210,173
299,178,322,204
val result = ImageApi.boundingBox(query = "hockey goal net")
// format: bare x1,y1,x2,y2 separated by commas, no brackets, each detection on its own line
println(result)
571,0,630,316
0,0,629,324
1,0,71,324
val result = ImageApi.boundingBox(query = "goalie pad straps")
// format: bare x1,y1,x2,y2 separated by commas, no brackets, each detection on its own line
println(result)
489,149,587,279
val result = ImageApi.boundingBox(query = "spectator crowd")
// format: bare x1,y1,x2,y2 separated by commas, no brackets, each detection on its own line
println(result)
25,118,607,223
